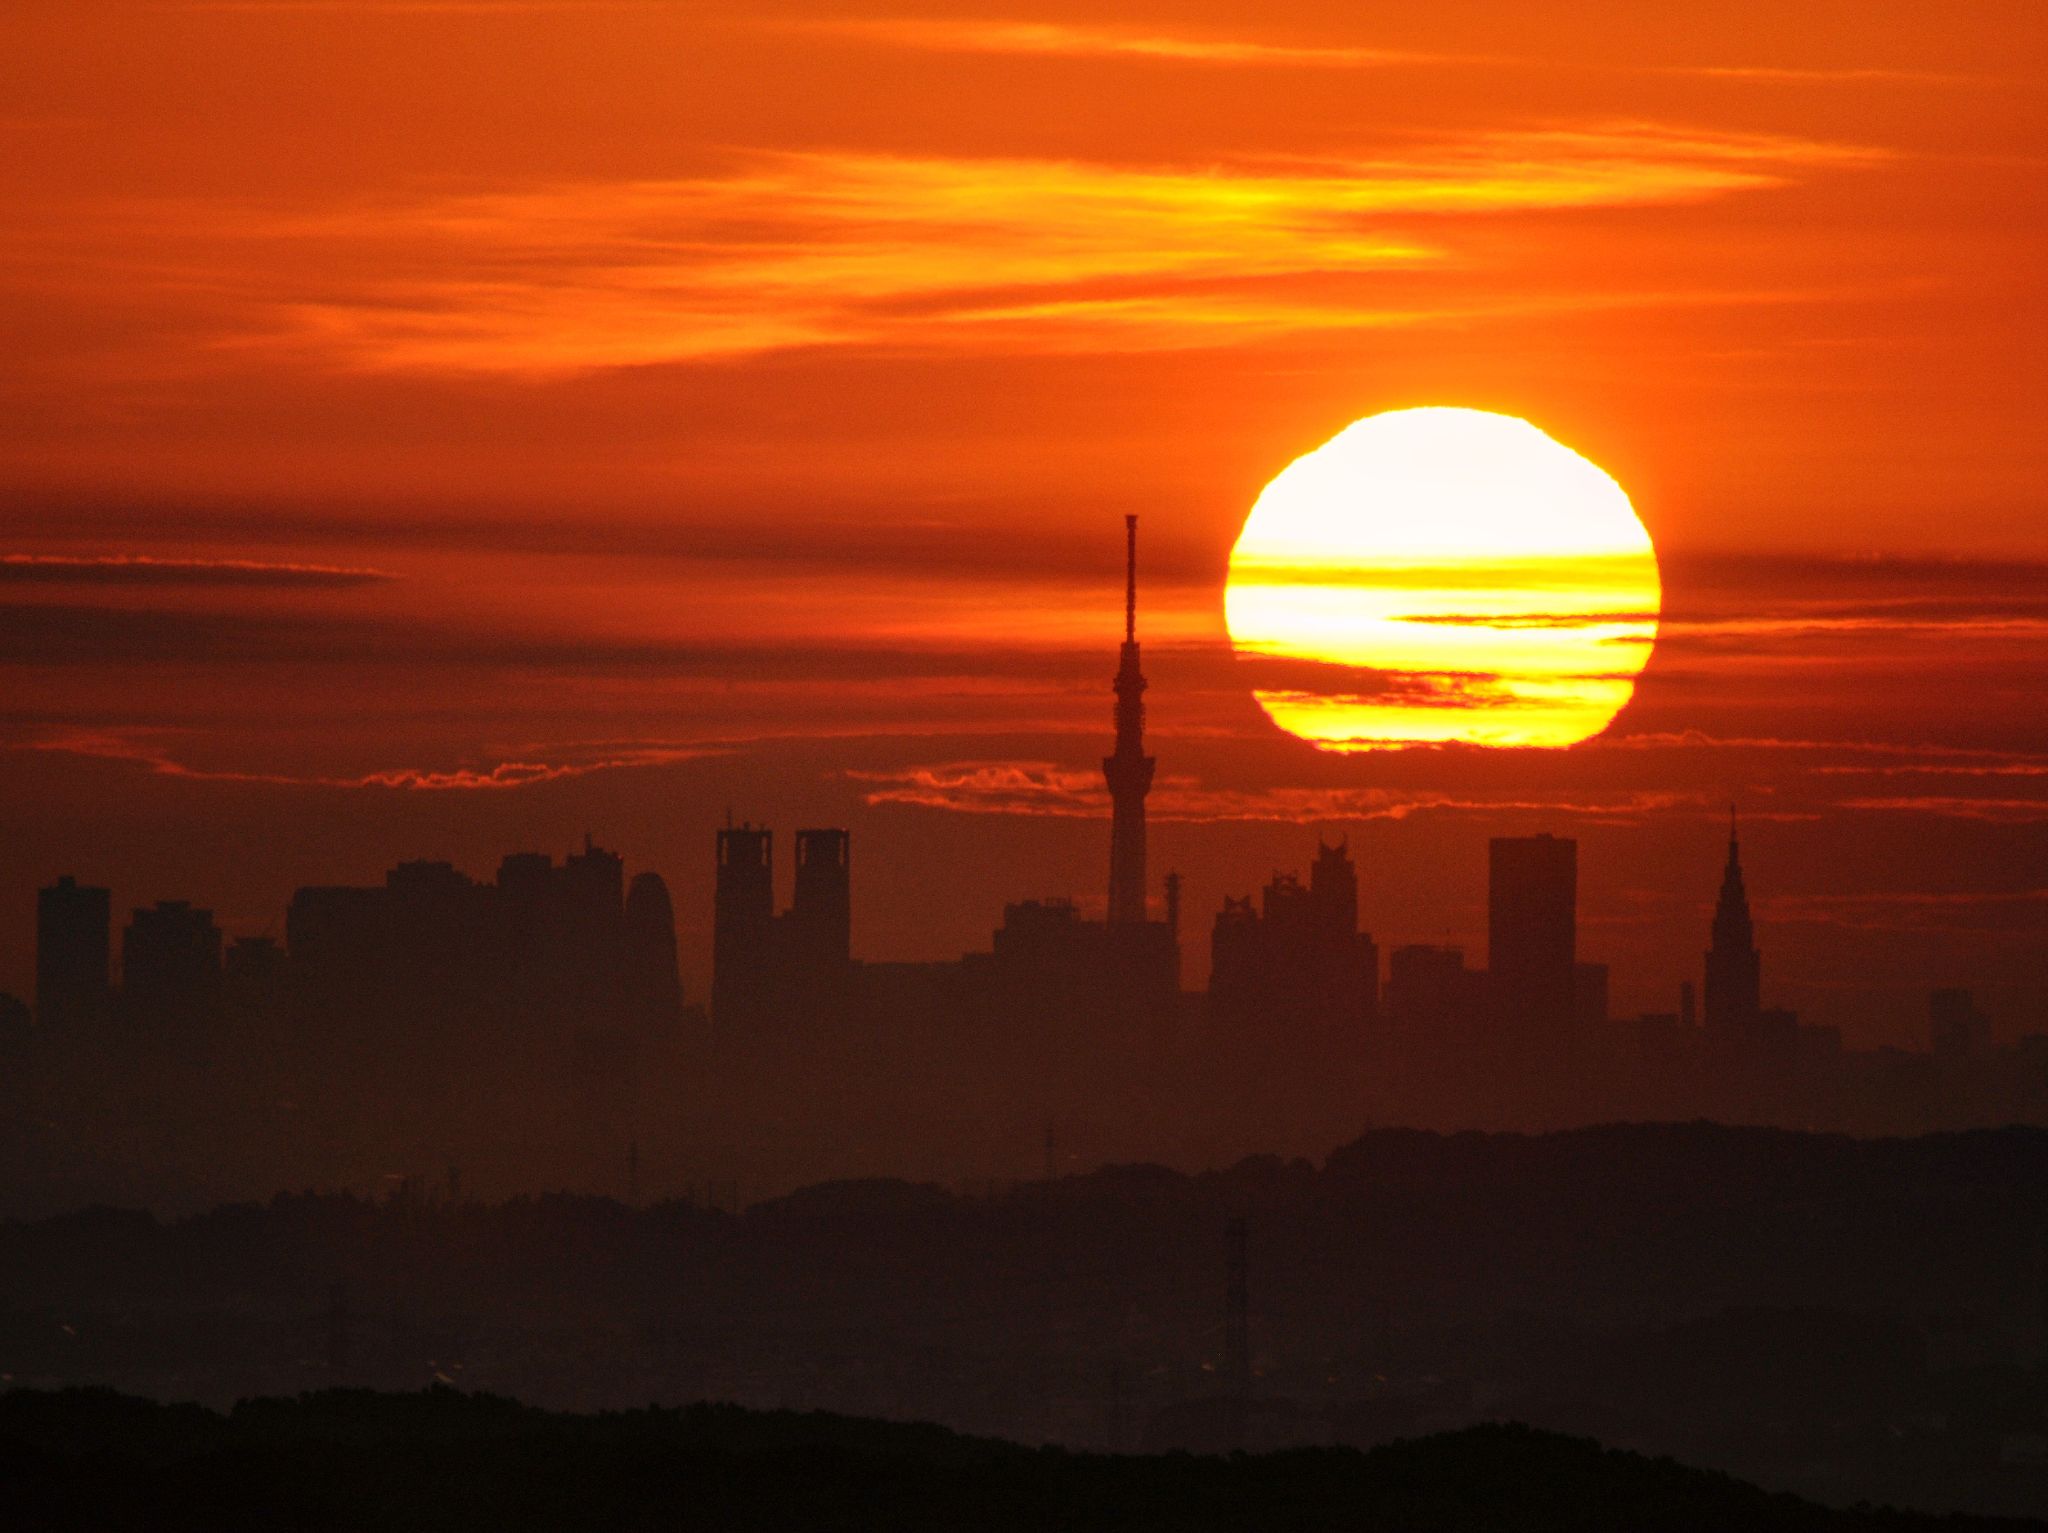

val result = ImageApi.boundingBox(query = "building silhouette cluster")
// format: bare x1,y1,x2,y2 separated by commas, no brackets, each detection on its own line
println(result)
1210,840,1377,1037
30,840,683,1050
0,517,2036,1201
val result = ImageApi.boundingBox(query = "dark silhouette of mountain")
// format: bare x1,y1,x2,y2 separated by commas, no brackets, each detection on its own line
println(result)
11,1125,2048,1515
1,1386,2037,1533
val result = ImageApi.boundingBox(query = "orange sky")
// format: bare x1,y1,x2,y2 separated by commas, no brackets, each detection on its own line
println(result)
1,0,2043,1039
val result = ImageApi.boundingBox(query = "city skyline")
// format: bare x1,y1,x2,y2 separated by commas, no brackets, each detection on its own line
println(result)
5,542,2010,1060
1,1,2041,1058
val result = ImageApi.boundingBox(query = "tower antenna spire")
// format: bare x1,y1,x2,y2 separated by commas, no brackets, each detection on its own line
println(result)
1124,514,1138,645
1104,514,1154,927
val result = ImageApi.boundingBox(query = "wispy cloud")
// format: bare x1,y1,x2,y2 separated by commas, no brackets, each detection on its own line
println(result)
15,124,1878,375
852,759,1696,824
805,19,1978,90
1663,63,1981,86
19,726,714,791
157,2,676,11
803,18,1456,70
0,553,394,587
1837,796,2048,823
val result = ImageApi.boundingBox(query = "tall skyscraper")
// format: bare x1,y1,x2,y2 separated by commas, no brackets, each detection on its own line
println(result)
1103,515,1154,926
623,872,684,1027
1704,812,1762,1031
788,829,852,972
36,874,110,1028
560,836,628,1020
1488,834,1577,1032
712,823,774,1024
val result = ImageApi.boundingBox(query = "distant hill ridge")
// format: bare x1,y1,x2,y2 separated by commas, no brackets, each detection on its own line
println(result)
0,1385,2039,1532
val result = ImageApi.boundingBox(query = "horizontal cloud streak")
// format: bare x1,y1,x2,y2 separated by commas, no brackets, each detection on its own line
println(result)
1665,64,1981,86
853,759,1696,824
20,726,715,791
8,125,1880,375
0,553,393,587
806,19,1454,70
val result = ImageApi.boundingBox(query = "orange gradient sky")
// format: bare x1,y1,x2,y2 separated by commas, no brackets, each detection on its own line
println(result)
0,0,2043,1040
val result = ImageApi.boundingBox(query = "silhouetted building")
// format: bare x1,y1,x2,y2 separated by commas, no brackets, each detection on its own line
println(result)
220,936,286,1047
224,935,284,986
1930,988,1991,1060
0,991,28,1113
1310,839,1378,1026
993,897,1102,1012
712,823,774,1026
1385,944,1479,1031
712,825,861,1030
121,900,222,1027
285,839,666,1098
624,873,683,1027
1209,897,1263,1021
788,829,852,975
36,874,109,1029
1209,840,1376,1036
1103,515,1154,926
1703,815,1762,1032
560,836,628,1020
1488,834,1577,1032
285,884,385,1003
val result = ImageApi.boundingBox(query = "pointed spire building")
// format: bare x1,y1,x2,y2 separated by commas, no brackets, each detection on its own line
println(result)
1703,808,1763,1030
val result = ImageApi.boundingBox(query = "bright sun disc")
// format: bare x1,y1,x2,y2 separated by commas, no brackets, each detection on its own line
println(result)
1226,407,1661,750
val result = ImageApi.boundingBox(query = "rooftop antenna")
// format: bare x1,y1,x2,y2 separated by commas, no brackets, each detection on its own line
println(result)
1124,514,1138,645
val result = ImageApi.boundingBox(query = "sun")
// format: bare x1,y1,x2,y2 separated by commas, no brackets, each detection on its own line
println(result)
1225,407,1661,750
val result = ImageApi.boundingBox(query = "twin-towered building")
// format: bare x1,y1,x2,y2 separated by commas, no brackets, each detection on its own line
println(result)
710,824,851,1028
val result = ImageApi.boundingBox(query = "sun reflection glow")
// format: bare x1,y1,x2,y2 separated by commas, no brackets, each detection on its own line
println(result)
1226,407,1661,749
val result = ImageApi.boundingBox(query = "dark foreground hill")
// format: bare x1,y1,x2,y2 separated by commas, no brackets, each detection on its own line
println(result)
0,1387,2037,1533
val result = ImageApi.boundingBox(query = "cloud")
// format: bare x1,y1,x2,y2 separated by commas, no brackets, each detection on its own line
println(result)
806,20,1978,90
0,553,394,587
1602,730,2048,771
19,726,715,791
154,2,675,10
852,759,1697,824
1837,797,2048,823
802,18,1457,70
0,599,1105,679
1663,64,1981,86
17,124,1880,375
